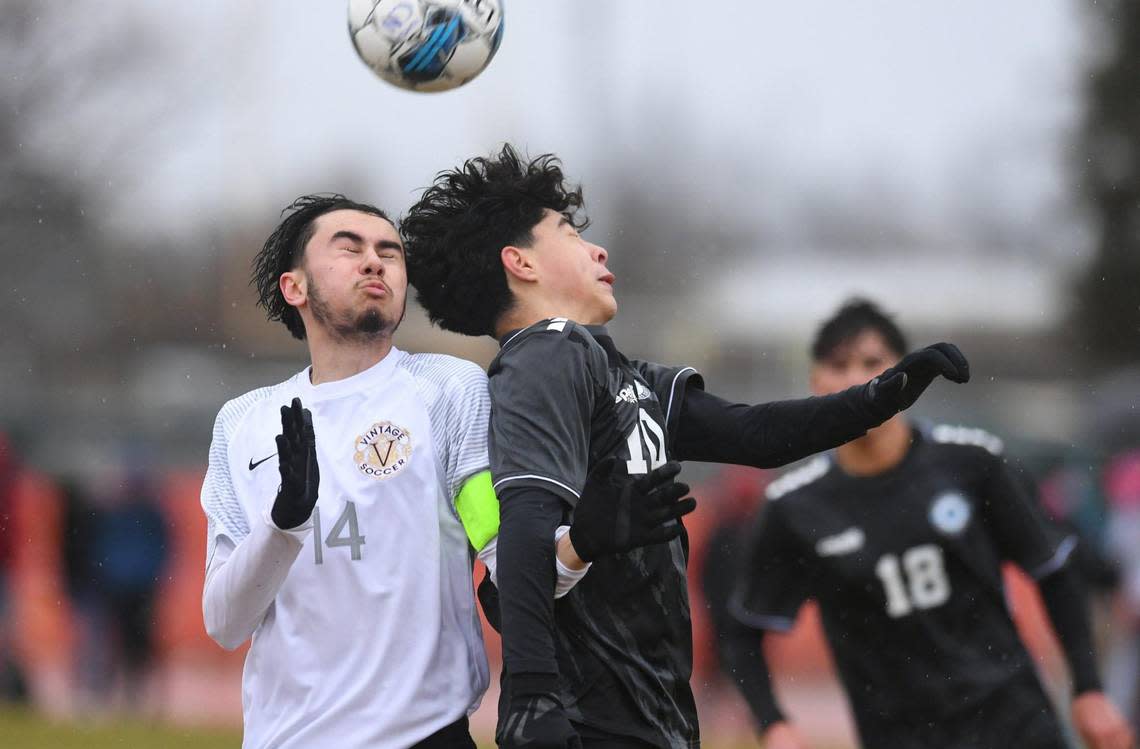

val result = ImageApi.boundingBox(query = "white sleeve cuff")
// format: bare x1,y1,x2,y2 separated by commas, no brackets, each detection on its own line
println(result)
477,527,591,598
477,535,498,586
553,525,591,598
260,502,314,541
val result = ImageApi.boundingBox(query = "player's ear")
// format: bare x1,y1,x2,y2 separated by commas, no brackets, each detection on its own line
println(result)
501,244,539,284
280,270,307,309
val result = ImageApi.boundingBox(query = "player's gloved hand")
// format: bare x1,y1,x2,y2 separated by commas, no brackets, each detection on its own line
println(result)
568,458,697,563
270,398,320,530
865,342,969,417
499,678,582,749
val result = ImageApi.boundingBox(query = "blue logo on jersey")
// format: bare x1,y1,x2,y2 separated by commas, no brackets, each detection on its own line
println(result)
929,492,972,535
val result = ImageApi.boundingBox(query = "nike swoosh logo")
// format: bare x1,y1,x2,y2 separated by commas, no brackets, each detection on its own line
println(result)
248,453,276,471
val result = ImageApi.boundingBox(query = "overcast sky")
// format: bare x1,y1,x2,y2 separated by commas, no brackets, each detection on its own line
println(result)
42,0,1083,253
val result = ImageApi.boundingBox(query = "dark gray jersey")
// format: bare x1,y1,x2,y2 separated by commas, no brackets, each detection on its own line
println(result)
732,426,1071,746
488,319,702,748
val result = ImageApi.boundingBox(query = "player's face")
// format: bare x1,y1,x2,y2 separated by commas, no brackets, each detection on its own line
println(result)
285,209,407,342
528,209,616,324
810,329,901,396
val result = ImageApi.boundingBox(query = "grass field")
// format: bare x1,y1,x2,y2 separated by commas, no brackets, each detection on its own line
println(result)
0,707,848,748
0,708,242,749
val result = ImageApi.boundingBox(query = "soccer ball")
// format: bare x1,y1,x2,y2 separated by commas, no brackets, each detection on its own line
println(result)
348,0,504,93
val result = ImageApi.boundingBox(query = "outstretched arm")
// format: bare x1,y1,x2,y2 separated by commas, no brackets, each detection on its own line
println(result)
673,343,969,467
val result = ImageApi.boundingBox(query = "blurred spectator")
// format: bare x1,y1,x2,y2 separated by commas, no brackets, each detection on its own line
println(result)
1037,455,1121,594
1103,449,1140,730
62,468,169,714
60,477,107,712
0,434,28,702
96,470,169,712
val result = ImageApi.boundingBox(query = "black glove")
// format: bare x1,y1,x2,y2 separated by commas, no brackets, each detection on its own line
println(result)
270,397,320,530
568,458,697,563
499,676,582,749
865,342,969,417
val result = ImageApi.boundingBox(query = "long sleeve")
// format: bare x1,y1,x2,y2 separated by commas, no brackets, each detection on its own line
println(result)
495,485,564,683
1037,564,1103,695
476,526,590,600
202,512,311,650
717,618,787,731
486,325,602,692
672,385,885,468
973,449,1101,692
707,525,787,732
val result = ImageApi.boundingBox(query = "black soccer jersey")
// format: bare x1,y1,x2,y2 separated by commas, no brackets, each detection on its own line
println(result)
488,318,702,748
732,425,1073,748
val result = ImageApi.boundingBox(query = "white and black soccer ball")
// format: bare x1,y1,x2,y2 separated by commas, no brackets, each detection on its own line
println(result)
348,0,504,93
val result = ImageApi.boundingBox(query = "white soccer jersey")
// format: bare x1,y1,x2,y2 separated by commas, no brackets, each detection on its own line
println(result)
201,348,494,749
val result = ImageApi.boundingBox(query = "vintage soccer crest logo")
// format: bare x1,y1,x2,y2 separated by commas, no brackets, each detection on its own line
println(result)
929,491,972,535
354,421,413,480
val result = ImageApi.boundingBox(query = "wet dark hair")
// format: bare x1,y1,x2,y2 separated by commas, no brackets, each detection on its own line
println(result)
400,144,588,337
251,194,390,340
811,298,909,362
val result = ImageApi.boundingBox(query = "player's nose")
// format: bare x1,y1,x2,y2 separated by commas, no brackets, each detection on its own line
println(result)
592,243,608,264
361,248,383,274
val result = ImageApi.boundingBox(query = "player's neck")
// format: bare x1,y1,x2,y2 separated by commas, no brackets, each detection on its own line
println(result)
305,333,394,385
495,298,608,338
835,416,913,477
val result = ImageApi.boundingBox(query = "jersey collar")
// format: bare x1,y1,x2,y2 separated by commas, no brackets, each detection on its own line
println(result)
296,346,404,402
584,325,620,360
497,317,582,350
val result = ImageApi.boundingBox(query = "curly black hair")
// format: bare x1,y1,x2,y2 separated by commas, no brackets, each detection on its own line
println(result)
811,298,909,362
401,144,589,337
251,194,390,340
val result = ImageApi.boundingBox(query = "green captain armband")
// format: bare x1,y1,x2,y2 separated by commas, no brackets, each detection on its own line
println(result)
456,470,499,552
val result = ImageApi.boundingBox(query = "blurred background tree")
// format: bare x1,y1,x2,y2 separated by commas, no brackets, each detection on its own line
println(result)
1073,0,1140,366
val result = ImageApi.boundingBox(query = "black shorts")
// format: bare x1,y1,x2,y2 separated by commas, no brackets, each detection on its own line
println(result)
857,676,1066,749
574,722,664,749
411,715,477,749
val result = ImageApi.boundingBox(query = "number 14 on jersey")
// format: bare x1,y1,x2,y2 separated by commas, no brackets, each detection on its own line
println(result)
312,502,366,563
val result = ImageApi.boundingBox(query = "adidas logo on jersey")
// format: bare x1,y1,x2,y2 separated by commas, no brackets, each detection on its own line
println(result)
930,424,1003,456
816,527,865,557
615,384,638,405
